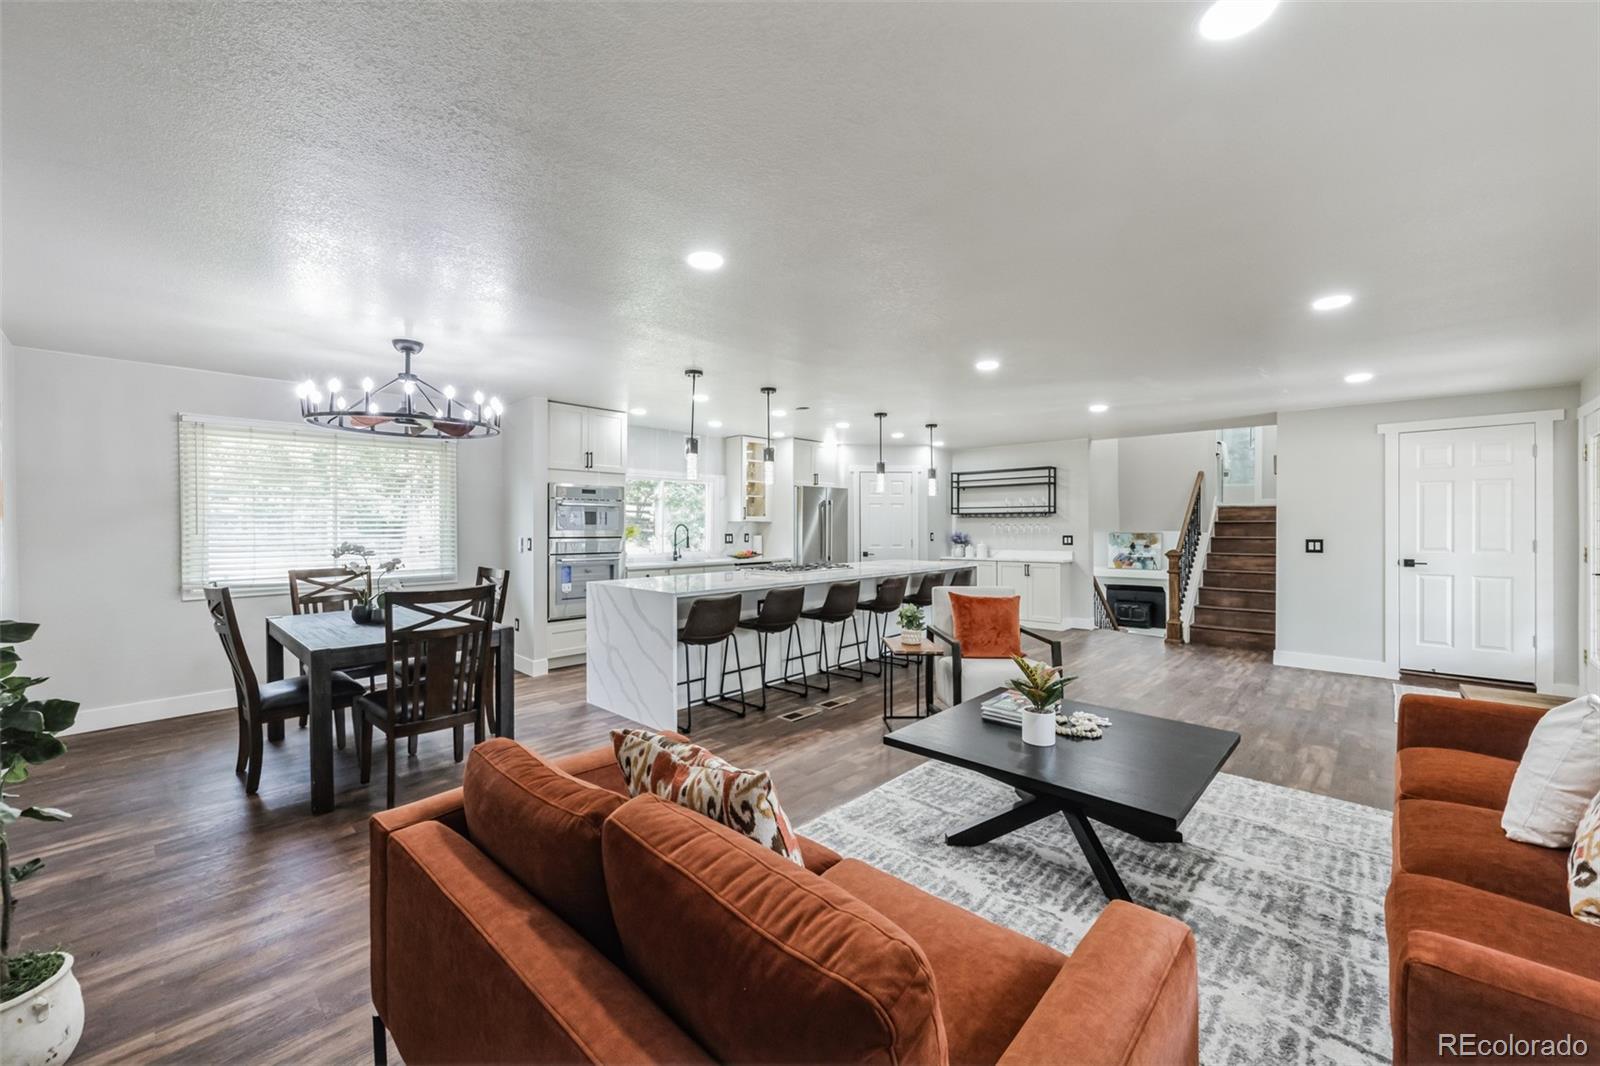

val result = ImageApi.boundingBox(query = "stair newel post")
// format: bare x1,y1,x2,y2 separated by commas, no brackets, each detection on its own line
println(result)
1165,548,1184,643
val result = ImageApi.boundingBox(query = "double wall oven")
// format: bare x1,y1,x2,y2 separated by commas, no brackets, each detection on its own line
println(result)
548,484,624,620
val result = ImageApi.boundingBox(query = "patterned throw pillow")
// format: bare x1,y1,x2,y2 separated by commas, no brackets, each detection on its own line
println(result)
610,729,805,866
1572,788,1600,926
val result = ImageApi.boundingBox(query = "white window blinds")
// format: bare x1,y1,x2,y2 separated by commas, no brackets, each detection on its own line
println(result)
179,415,457,597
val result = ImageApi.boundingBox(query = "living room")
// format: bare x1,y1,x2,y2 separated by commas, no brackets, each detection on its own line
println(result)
2,2,1598,1064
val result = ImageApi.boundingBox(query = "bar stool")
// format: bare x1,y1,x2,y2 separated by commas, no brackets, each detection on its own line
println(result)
676,593,746,734
856,575,908,677
800,581,867,692
733,585,810,711
907,570,948,609
949,566,976,587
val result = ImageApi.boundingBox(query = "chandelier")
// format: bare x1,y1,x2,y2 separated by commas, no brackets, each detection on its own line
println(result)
296,338,502,439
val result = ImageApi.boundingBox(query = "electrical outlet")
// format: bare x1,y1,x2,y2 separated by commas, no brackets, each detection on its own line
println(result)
929,531,935,541
723,532,734,544
514,617,521,632
1061,535,1074,546
1305,538,1324,554
743,532,751,543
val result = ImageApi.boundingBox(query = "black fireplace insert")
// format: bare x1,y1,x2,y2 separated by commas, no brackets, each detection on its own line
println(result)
1105,584,1167,629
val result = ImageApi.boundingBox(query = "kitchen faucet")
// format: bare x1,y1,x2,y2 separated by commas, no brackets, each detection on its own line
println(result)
671,523,691,562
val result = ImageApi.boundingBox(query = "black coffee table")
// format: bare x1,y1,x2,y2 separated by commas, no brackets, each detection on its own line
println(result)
881,690,1240,902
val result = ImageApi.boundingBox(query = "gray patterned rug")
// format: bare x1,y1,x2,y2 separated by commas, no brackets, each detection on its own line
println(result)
800,762,1392,1065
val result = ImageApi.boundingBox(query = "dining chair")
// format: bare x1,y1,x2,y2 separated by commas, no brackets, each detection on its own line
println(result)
355,585,496,808
205,586,365,796
472,566,512,737
288,567,382,750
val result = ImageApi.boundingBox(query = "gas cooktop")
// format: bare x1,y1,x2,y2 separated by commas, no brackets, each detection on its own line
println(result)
749,562,852,573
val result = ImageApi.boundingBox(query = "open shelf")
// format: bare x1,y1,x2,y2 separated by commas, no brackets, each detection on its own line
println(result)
950,466,1057,517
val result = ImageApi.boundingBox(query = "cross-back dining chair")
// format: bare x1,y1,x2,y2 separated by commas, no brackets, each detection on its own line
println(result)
205,585,364,796
473,565,512,735
287,567,382,750
355,585,496,808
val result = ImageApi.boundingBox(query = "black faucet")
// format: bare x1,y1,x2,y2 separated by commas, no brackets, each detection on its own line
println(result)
671,523,691,562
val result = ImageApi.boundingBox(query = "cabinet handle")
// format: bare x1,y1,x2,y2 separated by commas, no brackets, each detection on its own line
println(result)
1024,563,1031,578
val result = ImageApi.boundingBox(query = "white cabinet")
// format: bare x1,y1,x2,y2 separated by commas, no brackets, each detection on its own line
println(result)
549,618,587,661
994,561,1066,627
793,438,836,487
725,436,771,522
549,402,627,475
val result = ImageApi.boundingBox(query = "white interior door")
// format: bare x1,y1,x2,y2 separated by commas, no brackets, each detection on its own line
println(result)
1587,424,1600,695
857,470,917,561
1398,424,1536,682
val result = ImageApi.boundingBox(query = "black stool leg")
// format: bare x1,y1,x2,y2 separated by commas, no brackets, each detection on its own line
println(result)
768,623,810,697
373,1015,388,1066
708,636,750,718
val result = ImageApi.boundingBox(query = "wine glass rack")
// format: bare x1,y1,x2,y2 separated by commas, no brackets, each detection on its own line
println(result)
949,466,1057,517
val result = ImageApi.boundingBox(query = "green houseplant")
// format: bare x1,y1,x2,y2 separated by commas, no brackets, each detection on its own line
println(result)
1007,655,1076,747
897,604,926,645
1,620,86,1065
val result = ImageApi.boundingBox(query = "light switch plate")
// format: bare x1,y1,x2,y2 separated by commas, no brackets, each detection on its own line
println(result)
743,532,751,543
723,533,734,544
1305,538,1324,553
1061,535,1074,546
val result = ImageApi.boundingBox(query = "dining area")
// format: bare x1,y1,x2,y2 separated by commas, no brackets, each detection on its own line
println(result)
205,560,516,813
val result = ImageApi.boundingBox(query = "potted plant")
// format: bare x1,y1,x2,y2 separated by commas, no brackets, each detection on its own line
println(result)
1007,655,1077,747
333,542,404,624
949,531,970,558
897,604,926,646
1,620,85,1066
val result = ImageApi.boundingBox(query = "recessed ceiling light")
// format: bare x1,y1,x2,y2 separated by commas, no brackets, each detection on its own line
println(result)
771,409,787,418
1197,0,1279,42
685,250,724,271
1311,292,1354,312
974,358,1001,372
1344,371,1374,384
890,431,905,439
692,393,709,402
835,421,850,429
932,440,946,448
707,419,723,428
629,407,647,416
1088,403,1109,414
773,430,787,438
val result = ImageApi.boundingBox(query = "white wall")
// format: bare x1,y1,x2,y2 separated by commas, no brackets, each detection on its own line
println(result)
1583,364,1600,405
1275,385,1581,685
0,331,17,619
947,438,1092,624
1113,429,1218,530
12,346,506,730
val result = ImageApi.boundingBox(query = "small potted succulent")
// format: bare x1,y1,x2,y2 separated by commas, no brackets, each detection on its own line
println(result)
1,620,85,1066
897,604,926,646
1007,656,1076,747
949,531,971,558
333,542,404,624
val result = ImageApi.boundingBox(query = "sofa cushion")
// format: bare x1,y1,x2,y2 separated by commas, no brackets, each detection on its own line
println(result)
602,794,947,1065
610,728,804,865
1572,789,1600,926
1394,799,1570,912
1395,747,1519,810
1502,694,1600,847
949,592,1024,658
823,858,1065,1064
462,740,625,960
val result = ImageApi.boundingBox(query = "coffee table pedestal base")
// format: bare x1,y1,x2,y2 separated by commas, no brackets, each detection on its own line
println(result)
945,791,1132,902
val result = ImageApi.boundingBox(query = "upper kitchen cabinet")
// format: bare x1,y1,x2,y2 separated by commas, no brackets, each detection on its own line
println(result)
793,438,835,487
549,402,627,475
725,435,771,522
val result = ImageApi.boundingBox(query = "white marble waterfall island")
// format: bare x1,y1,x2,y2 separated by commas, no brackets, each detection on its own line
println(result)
586,560,973,730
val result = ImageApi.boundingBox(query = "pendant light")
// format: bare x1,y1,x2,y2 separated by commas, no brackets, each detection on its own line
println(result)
873,412,888,492
683,369,703,479
925,423,939,497
760,386,777,485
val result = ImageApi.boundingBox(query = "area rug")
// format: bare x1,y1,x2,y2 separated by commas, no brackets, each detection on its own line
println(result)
800,762,1393,1065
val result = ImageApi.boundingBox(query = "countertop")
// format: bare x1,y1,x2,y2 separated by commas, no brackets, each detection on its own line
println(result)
599,558,969,598
937,550,1075,563
625,555,791,571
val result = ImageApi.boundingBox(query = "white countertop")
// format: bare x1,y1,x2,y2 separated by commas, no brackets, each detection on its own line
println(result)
625,554,791,571
938,550,1075,563
600,558,968,598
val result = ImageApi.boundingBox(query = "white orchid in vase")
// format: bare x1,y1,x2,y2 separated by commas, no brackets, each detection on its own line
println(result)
331,542,404,615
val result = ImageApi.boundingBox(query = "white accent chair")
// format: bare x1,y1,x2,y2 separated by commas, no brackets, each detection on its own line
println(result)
929,586,1064,707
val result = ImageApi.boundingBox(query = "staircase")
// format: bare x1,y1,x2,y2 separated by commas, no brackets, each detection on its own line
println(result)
1189,505,1276,652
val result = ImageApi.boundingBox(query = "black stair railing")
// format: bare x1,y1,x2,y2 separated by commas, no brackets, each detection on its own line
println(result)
1164,471,1206,644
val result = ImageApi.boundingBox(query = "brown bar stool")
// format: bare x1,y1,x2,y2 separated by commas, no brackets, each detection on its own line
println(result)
856,575,908,677
800,580,866,692
907,570,948,608
949,566,977,587
734,585,810,710
676,593,747,733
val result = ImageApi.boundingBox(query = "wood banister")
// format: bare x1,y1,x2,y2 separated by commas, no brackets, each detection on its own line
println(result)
1165,470,1206,644
1092,577,1122,631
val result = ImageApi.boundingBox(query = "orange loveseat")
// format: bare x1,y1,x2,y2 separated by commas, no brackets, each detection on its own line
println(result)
1388,694,1600,1063
371,738,1200,1065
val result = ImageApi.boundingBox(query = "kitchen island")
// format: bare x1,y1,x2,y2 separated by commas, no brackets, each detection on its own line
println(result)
586,559,973,730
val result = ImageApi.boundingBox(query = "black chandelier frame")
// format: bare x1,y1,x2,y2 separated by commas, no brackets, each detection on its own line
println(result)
298,338,502,440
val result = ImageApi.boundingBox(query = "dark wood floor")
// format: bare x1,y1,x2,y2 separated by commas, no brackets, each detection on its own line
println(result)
14,629,1423,1064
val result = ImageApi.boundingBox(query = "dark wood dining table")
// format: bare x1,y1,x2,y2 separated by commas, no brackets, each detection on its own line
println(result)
265,608,516,813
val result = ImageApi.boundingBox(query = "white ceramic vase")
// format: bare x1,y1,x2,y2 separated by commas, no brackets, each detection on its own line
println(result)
901,627,924,646
1,953,84,1066
1020,708,1057,746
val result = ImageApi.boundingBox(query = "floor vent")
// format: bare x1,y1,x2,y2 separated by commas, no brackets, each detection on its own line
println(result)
814,695,856,710
777,707,823,723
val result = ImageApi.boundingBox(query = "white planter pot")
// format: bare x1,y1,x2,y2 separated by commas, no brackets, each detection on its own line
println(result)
1,953,83,1066
901,628,924,646
1020,709,1057,747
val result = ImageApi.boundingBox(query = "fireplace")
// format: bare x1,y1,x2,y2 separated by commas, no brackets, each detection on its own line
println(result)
1105,584,1167,630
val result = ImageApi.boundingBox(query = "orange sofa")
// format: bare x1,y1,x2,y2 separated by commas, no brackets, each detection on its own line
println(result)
1388,694,1600,1063
371,738,1200,1065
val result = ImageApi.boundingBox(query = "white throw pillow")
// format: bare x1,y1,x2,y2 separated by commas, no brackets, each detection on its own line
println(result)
1502,694,1600,848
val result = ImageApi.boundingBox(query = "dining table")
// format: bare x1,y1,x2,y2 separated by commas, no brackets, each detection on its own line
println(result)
265,608,516,813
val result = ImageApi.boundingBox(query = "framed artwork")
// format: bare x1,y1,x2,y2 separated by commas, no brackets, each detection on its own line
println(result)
1108,531,1163,570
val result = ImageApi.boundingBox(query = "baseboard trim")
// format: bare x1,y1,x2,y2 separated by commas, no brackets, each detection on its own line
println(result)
1544,682,1583,698
1272,650,1399,681
515,655,548,677
67,688,233,734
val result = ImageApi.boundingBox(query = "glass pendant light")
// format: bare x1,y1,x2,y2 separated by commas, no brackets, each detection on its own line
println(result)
683,369,702,479
926,422,939,497
761,386,777,486
874,412,888,493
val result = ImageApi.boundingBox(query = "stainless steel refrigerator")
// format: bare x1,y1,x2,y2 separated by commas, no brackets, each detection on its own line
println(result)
795,485,850,565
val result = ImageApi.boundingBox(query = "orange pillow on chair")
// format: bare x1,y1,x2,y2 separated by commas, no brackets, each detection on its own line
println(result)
949,593,1024,659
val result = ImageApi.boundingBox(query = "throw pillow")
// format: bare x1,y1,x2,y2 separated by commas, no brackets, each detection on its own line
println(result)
1571,788,1600,926
1501,694,1600,847
610,728,805,866
949,593,1024,659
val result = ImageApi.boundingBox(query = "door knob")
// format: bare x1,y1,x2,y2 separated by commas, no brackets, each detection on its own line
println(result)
1401,559,1429,567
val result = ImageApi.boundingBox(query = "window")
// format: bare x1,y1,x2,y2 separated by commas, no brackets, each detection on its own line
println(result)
625,476,711,555
179,415,457,597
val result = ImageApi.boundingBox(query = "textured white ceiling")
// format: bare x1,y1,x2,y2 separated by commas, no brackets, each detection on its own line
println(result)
3,2,1596,448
